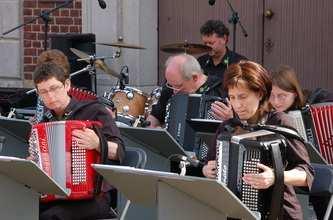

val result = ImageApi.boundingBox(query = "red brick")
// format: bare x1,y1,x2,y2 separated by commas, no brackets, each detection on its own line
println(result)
33,9,41,16
69,26,79,33
60,9,70,17
75,1,82,9
32,25,41,32
24,1,37,8
32,41,41,48
74,18,81,25
60,25,69,32
24,8,33,16
24,25,32,32
23,16,34,23
70,9,80,17
38,2,54,9
24,56,33,64
24,40,32,48
24,48,37,56
50,25,59,33
37,33,45,40
24,32,37,40
56,17,73,25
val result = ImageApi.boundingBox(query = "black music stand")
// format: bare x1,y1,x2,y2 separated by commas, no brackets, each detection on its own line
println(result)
0,117,31,158
93,164,259,220
119,126,187,159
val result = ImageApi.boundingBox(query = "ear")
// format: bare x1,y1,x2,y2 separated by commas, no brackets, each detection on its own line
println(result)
192,74,198,81
64,79,71,92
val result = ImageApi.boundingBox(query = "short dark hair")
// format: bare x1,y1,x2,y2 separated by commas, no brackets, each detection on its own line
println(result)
200,20,230,37
33,62,67,86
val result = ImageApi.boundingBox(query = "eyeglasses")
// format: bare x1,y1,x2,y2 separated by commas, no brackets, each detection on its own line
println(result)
165,82,184,92
38,84,64,96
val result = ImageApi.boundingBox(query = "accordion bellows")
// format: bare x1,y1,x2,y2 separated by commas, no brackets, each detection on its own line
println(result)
29,120,101,202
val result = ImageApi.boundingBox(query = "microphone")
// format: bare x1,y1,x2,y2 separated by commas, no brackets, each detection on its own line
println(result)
97,0,107,9
208,0,216,6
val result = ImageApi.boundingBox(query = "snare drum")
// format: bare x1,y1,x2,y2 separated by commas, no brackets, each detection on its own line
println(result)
105,86,148,118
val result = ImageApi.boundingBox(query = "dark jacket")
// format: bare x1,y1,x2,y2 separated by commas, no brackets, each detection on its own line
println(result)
207,111,314,220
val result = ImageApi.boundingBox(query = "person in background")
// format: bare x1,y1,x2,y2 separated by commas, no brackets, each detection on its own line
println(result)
203,60,314,220
270,65,333,112
32,62,124,220
149,20,247,126
146,53,222,128
269,65,306,112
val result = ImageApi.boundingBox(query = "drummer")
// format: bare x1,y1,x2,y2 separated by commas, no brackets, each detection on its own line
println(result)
148,20,247,127
146,53,222,127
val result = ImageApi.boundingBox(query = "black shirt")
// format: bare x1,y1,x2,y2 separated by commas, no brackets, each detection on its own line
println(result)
150,75,223,125
197,47,247,80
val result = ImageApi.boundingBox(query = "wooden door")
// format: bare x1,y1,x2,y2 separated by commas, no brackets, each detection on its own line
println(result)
158,0,333,91
263,0,333,90
158,0,263,84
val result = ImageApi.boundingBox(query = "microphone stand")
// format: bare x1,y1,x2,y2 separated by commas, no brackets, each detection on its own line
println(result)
2,0,74,51
225,0,248,52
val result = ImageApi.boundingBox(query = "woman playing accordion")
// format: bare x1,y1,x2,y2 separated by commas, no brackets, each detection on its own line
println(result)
202,60,314,220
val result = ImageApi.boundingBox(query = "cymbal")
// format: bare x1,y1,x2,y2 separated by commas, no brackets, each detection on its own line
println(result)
160,42,211,55
70,48,120,78
96,42,146,50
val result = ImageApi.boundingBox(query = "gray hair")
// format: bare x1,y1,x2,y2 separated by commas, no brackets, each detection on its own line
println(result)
165,53,203,80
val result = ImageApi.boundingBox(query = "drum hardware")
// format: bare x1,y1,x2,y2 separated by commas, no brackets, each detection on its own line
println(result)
95,42,146,50
70,48,121,79
160,40,212,55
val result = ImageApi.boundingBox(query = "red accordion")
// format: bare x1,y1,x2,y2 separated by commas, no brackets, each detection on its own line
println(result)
288,102,333,164
29,120,102,202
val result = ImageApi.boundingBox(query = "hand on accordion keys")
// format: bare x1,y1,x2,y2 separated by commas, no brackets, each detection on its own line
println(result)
72,127,101,151
242,163,275,189
210,98,233,121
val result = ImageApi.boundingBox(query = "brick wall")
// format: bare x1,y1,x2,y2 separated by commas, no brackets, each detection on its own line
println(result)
23,0,82,83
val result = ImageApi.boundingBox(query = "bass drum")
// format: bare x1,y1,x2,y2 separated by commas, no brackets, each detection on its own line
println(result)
104,86,148,118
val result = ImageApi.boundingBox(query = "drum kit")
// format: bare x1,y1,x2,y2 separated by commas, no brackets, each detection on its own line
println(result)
70,40,211,127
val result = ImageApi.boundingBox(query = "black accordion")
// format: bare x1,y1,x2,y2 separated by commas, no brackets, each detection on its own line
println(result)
165,94,223,158
216,129,287,219
288,102,333,164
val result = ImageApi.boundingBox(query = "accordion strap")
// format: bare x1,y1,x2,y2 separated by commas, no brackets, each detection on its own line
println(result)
269,142,285,220
92,125,109,195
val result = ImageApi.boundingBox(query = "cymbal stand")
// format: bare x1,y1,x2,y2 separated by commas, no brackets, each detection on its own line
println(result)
71,56,97,93
225,0,248,52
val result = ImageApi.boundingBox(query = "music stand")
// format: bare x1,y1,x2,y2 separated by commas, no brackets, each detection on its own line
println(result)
0,117,31,158
0,156,68,220
93,164,259,220
119,126,188,158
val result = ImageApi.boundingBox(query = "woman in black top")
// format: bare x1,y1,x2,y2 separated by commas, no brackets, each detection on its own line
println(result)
202,60,314,219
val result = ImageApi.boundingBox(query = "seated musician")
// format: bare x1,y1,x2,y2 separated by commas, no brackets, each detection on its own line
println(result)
269,65,333,112
146,53,224,128
202,60,314,219
31,62,125,220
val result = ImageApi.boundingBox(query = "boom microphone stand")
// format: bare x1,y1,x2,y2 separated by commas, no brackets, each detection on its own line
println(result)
225,0,248,52
2,0,74,51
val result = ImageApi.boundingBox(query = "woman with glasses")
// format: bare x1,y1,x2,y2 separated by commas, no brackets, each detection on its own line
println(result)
32,62,124,220
269,65,333,112
269,65,306,112
203,60,314,219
